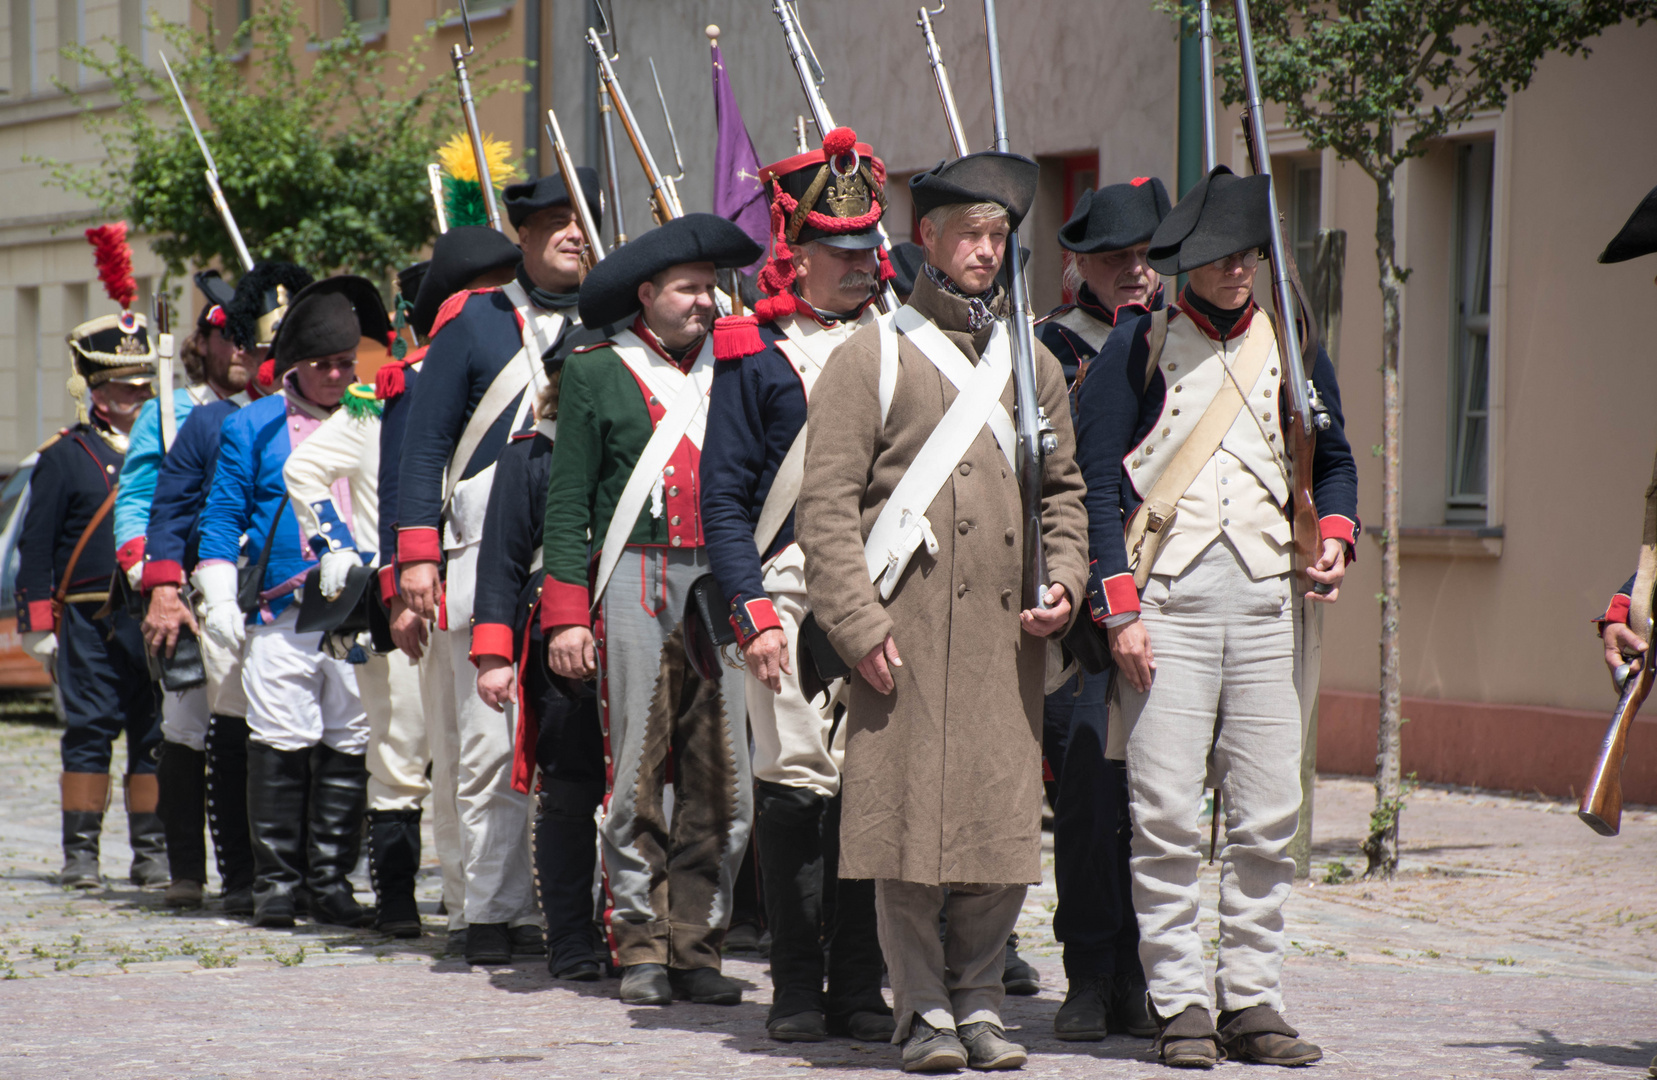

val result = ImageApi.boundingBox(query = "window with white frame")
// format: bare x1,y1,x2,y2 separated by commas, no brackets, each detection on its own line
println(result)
1447,140,1495,523
1289,159,1321,287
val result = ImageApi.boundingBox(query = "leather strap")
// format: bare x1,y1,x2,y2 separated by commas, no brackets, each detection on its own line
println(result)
1124,311,1273,587
863,321,1012,598
753,429,807,556
55,486,117,613
588,333,716,611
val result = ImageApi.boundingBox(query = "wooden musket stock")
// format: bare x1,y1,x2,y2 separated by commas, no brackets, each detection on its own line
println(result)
1581,651,1653,836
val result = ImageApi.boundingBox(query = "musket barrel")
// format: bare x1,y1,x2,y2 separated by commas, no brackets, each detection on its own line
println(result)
451,43,504,233
587,28,681,224
599,85,628,246
1198,0,1218,171
1233,0,1313,433
546,107,607,270
918,6,970,157
427,163,450,234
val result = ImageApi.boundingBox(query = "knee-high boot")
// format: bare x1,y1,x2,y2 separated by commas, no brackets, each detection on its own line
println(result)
246,741,310,928
155,741,208,905
534,779,603,978
124,773,170,887
367,809,422,938
206,715,257,914
755,780,829,1028
822,792,892,1028
59,772,111,888
307,745,370,928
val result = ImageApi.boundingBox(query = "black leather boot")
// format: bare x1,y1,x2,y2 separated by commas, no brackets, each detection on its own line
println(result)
59,771,110,889
755,780,829,1037
821,794,893,1041
156,741,208,905
306,745,370,928
207,715,257,914
124,774,170,887
534,780,603,979
247,741,311,928
367,809,422,938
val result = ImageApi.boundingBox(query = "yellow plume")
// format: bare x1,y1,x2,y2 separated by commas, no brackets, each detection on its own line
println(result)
438,132,517,186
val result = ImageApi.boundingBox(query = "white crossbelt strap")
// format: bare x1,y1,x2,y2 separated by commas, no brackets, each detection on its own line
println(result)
753,430,806,556
863,320,1013,599
442,282,563,506
893,305,1016,470
588,331,716,610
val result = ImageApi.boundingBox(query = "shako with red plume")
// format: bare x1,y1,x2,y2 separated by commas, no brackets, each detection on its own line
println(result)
66,222,156,419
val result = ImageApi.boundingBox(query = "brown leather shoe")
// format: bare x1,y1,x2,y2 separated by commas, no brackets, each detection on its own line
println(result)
1218,1005,1323,1067
1156,1004,1222,1069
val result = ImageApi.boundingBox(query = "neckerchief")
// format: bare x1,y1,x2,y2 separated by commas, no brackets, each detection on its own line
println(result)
922,262,997,333
516,264,579,313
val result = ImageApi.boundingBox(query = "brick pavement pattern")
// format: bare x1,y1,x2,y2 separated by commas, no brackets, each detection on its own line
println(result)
1,717,1654,1078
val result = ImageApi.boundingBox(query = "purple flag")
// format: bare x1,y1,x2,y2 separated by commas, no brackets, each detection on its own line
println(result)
710,41,770,274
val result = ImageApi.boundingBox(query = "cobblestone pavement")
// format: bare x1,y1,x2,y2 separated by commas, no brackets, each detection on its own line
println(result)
2,717,1654,1079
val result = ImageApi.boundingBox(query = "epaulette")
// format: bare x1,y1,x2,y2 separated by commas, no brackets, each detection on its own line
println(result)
33,429,68,455
429,287,500,340
570,342,610,356
375,359,410,401
712,314,764,362
340,383,383,422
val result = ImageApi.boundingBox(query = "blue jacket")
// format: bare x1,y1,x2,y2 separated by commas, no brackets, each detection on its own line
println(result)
198,390,333,622
14,423,124,633
143,398,242,590
700,321,805,644
375,356,420,600
113,387,206,571
1075,294,1359,619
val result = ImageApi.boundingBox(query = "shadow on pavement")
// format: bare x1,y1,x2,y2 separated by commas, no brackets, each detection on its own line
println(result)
1447,1030,1657,1071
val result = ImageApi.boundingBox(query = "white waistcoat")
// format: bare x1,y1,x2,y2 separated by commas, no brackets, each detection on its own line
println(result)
1124,313,1293,580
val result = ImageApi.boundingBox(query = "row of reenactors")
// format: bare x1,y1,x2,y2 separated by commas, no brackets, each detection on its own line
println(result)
17,132,1360,1072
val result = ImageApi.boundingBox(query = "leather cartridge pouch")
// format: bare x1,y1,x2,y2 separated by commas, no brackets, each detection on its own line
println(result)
683,572,737,683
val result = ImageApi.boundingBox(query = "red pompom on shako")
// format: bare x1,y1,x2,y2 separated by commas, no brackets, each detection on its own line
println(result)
85,222,138,311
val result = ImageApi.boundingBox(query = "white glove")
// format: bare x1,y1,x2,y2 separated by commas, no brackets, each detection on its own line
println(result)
126,562,144,591
193,562,246,650
318,549,363,602
21,631,55,664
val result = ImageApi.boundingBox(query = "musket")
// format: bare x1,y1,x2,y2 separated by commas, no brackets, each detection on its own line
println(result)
917,3,969,156
1198,0,1219,171
794,115,810,154
159,53,254,273
648,57,687,214
545,107,607,273
599,84,629,245
1232,0,1333,596
427,163,450,234
773,0,900,312
154,295,178,451
982,0,1055,610
1581,648,1652,836
586,28,682,224
450,0,504,233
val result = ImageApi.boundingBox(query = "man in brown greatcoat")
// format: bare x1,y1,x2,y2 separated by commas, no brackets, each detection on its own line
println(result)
796,151,1088,1073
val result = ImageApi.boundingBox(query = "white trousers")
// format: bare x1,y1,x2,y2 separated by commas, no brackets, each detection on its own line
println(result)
159,685,210,751
242,608,368,754
436,541,538,929
418,628,469,931
748,547,845,798
876,880,1025,1040
202,624,248,717
1118,539,1302,1017
356,649,431,812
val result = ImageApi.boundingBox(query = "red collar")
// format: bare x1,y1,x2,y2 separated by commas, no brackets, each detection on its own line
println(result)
631,315,703,373
1175,287,1257,342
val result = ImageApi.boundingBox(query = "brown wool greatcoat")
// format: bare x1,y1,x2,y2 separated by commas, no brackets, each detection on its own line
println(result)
796,272,1088,887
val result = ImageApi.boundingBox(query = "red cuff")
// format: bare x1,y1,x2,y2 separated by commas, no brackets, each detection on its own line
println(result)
1098,573,1141,618
540,578,592,630
1320,514,1358,545
469,622,516,663
397,526,442,565
378,565,398,604
140,560,186,592
730,597,782,646
24,599,56,632
1603,593,1631,627
116,537,146,572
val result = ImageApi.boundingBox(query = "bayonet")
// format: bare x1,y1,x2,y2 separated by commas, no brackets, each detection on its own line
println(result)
450,0,505,233
546,107,607,272
917,3,969,156
159,52,254,272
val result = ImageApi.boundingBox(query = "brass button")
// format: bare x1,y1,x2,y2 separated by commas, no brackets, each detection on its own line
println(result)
1171,408,1180,416
1166,363,1177,371
959,462,971,476
671,536,683,547
1271,367,1278,376
668,486,680,497
1145,446,1154,456
957,520,970,535
1162,427,1171,437
1269,433,1277,442
670,515,681,526
1131,460,1140,469
1262,412,1271,422
1173,384,1182,393
665,465,675,476
1263,389,1272,398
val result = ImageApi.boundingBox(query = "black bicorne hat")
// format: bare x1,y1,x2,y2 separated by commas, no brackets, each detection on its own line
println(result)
411,227,522,339
1600,186,1657,264
224,262,315,350
1060,177,1172,254
194,270,237,332
503,168,604,231
397,261,430,306
1147,165,1272,275
270,275,391,379
578,213,765,330
909,151,1040,230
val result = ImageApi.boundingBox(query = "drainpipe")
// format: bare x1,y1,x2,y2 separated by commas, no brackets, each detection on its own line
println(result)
524,0,543,177
1176,2,1202,198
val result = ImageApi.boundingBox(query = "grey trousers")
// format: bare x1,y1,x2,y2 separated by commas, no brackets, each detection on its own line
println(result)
875,879,1026,1040
599,545,753,969
1117,538,1302,1017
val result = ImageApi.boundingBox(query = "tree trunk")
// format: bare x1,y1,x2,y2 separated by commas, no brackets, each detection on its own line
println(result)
1362,164,1404,879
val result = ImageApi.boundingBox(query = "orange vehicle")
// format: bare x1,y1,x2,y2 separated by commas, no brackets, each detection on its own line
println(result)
0,454,56,694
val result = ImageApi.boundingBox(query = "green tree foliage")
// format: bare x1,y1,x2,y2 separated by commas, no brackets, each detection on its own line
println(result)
36,1,523,282
1175,0,1656,878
